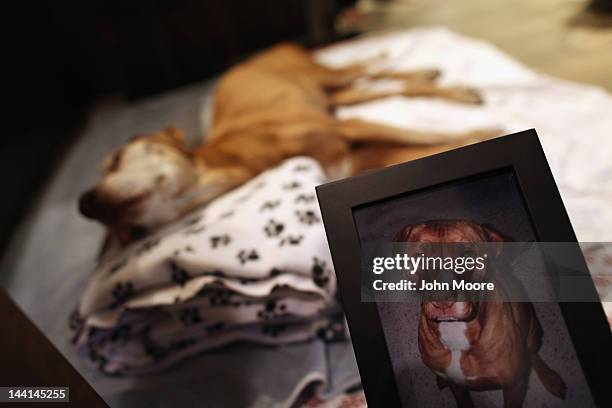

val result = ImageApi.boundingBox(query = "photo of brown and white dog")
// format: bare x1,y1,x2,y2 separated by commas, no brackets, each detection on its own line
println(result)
78,43,499,245
394,219,567,408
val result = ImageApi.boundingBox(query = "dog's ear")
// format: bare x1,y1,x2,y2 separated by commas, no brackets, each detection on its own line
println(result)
393,225,414,242
481,223,508,259
163,127,186,144
481,224,505,242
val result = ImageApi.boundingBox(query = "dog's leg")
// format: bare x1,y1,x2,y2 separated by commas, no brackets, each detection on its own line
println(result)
367,69,441,83
329,83,482,106
315,50,391,90
418,85,482,104
317,65,369,90
321,68,442,90
502,376,529,408
448,383,474,408
337,118,500,146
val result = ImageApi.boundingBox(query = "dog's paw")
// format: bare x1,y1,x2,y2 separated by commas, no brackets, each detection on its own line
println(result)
447,86,483,105
419,69,442,82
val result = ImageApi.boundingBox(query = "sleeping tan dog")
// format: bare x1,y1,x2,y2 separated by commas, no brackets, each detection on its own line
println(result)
79,43,498,243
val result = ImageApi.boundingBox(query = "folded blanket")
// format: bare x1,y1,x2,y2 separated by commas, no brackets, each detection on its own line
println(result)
71,157,346,375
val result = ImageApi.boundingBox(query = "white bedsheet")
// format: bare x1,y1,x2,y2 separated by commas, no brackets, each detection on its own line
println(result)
315,27,612,243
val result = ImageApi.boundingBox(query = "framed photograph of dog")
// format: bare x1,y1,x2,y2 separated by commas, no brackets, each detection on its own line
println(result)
316,129,612,408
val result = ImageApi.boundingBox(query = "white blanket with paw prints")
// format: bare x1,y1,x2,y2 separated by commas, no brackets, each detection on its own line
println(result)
71,157,346,375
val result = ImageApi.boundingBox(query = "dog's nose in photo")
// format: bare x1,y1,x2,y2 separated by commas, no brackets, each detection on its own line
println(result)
431,301,454,309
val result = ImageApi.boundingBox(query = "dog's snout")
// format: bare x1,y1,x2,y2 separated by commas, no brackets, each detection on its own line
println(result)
432,301,454,309
79,189,99,218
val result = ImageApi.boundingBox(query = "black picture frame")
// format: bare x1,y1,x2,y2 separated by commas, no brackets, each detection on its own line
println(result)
316,129,612,407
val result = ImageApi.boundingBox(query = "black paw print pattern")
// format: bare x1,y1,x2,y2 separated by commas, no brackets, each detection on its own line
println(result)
142,330,168,361
178,307,203,327
109,324,131,343
280,235,303,246
234,191,254,204
271,283,291,293
170,261,191,286
87,326,99,339
264,219,285,238
111,282,135,307
135,238,161,255
68,309,84,332
312,257,330,288
219,210,235,219
269,268,283,277
206,322,225,335
173,245,196,257
262,323,288,337
210,234,231,248
88,348,108,371
295,210,320,225
283,181,301,190
184,225,205,235
184,215,202,226
108,258,127,275
237,249,259,264
208,288,233,306
260,200,280,212
257,299,288,321
239,277,258,285
295,194,315,204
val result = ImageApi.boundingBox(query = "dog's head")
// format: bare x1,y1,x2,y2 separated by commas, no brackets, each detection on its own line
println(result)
79,127,199,239
394,219,506,322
